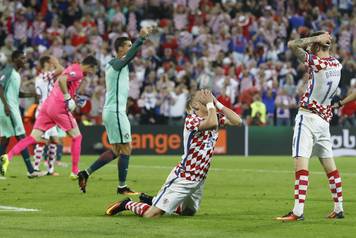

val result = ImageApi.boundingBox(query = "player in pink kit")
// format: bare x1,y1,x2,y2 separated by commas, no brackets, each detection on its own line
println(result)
0,56,98,178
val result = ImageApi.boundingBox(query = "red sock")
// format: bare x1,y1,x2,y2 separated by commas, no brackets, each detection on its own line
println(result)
175,204,183,215
47,143,57,174
125,201,150,216
292,169,309,216
33,142,46,170
327,170,343,213
8,136,37,161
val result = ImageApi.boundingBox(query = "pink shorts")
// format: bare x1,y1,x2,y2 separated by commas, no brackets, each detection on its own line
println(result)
34,104,78,132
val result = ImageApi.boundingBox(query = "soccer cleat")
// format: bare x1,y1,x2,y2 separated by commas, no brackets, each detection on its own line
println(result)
78,170,89,193
117,186,140,195
275,212,304,221
27,170,46,178
139,193,153,205
105,198,132,216
46,171,60,176
0,154,9,176
327,211,344,219
70,172,78,180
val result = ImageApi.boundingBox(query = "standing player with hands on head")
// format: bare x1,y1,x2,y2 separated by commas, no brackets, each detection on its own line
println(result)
0,55,98,179
105,89,242,218
0,50,41,178
33,56,64,176
77,27,155,195
276,31,344,221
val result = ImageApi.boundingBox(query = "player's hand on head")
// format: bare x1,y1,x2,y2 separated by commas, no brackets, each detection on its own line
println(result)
49,56,59,64
200,89,213,104
206,90,214,103
318,32,332,45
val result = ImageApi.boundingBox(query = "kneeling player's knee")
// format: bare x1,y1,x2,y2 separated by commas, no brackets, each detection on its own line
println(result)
143,207,164,218
181,208,196,216
143,212,156,218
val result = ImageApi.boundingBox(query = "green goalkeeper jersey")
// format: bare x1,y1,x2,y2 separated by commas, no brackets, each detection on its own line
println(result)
0,64,21,116
103,37,145,113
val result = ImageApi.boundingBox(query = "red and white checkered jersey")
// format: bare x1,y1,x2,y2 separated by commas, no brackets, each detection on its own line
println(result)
174,113,225,182
35,70,56,105
299,52,342,122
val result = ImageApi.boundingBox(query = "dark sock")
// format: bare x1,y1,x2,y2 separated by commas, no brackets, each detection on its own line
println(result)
43,145,48,161
0,137,9,156
87,150,117,175
139,193,153,205
118,154,130,187
16,135,34,173
56,144,63,161
21,150,35,173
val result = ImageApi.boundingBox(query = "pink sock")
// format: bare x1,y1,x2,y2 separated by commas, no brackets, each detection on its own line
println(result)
71,135,82,174
8,136,36,161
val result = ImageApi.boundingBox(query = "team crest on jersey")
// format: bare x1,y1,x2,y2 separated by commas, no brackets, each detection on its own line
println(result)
69,71,76,77
125,133,130,139
0,75,4,81
163,198,169,204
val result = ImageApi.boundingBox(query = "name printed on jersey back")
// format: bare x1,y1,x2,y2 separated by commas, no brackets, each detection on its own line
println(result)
325,69,341,78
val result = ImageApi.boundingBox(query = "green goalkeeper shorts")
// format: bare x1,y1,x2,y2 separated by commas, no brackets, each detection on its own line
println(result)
0,109,25,138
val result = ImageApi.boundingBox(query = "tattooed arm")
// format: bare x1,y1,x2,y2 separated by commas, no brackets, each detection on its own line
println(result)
287,32,330,62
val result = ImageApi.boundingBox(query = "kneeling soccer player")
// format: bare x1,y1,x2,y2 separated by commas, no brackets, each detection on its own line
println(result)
105,89,242,218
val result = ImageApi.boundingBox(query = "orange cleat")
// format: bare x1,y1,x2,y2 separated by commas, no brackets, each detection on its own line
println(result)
276,212,304,221
327,211,344,219
105,198,131,216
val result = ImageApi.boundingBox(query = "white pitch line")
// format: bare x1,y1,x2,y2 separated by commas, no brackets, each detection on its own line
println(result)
0,205,39,212
0,176,6,180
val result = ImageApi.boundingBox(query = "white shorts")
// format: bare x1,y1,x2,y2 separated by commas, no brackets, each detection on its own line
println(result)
152,168,205,215
292,110,333,159
42,126,58,140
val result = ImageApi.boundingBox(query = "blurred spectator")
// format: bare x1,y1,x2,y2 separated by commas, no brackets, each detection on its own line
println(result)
275,88,296,126
249,94,267,126
169,84,188,125
156,86,172,124
138,84,157,124
262,88,277,125
127,97,141,125
339,88,356,127
340,101,356,127
217,88,232,109
0,0,354,127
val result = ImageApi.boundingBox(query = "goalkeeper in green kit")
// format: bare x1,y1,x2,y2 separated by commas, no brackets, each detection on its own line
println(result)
78,27,154,194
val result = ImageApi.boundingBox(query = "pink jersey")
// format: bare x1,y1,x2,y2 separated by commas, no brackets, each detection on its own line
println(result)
299,52,342,122
42,64,84,110
174,113,225,182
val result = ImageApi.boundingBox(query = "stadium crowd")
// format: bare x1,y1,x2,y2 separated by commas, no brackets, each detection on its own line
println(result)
0,0,355,126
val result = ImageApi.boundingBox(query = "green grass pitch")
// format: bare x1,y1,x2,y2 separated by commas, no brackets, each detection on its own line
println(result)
0,155,355,238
